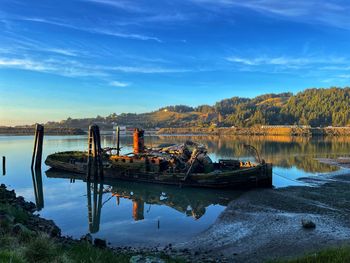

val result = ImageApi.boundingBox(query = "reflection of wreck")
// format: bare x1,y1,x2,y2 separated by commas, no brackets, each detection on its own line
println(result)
46,169,241,224
109,180,233,220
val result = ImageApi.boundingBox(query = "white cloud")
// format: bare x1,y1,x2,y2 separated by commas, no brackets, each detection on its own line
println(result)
226,55,347,67
337,74,350,79
0,57,106,77
82,0,142,12
20,17,162,42
109,80,129,87
112,66,192,73
95,29,161,42
45,48,78,56
191,0,350,30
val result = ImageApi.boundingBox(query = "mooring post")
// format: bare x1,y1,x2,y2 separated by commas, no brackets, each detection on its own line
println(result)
31,124,44,169
86,125,103,180
116,126,120,156
2,156,5,176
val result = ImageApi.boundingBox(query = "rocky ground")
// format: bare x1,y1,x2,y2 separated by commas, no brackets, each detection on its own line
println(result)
176,160,350,262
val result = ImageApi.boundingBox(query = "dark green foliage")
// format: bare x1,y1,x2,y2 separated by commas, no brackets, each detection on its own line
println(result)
0,203,29,224
38,87,350,128
274,245,350,263
159,105,194,113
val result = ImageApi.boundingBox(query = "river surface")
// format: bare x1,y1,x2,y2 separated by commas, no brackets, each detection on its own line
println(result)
0,134,349,246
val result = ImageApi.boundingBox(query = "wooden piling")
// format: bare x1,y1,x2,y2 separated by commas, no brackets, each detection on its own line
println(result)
2,156,5,176
31,124,44,169
87,125,103,179
116,126,120,156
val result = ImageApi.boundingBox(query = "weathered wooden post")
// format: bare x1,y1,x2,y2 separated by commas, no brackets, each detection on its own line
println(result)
2,156,5,176
31,124,44,169
116,126,120,156
87,125,103,180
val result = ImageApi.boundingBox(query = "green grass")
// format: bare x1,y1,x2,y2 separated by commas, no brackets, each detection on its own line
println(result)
272,246,350,263
0,203,29,224
0,226,185,263
67,243,131,263
0,250,26,263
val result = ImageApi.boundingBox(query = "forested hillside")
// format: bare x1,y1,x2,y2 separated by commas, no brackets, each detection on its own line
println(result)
43,87,350,129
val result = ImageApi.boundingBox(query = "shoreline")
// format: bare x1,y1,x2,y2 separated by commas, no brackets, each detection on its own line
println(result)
175,160,350,262
0,183,217,263
0,127,86,135
1,159,350,262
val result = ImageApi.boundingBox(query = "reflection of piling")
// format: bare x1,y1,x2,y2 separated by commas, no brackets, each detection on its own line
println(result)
132,199,144,221
31,124,44,169
31,167,44,210
2,156,5,176
133,128,145,154
116,126,120,156
87,180,103,233
87,125,103,180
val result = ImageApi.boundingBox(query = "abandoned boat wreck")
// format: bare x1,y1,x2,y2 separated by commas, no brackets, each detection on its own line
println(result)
45,126,272,189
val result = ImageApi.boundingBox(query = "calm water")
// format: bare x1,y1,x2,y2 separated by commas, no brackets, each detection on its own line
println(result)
1,134,349,246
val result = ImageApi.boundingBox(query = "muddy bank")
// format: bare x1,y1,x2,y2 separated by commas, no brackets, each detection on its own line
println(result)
176,169,350,262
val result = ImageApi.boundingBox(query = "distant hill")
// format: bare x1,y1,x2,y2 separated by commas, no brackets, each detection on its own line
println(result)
41,87,350,129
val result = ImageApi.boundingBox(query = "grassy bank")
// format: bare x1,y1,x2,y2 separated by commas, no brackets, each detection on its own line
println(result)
278,246,350,263
1,183,349,263
0,184,184,263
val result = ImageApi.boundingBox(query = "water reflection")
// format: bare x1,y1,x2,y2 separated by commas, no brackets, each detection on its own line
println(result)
2,134,350,245
109,180,241,220
31,168,44,211
87,180,103,233
46,169,241,233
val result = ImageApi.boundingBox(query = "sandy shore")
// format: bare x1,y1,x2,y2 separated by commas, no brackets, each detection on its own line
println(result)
176,160,350,262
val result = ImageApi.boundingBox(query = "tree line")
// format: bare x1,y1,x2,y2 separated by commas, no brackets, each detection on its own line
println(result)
44,87,350,128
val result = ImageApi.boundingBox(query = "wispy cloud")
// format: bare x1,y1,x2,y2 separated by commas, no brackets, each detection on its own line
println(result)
109,80,129,87
82,0,142,12
111,66,192,73
20,17,161,42
226,55,347,67
191,0,350,30
0,57,106,77
95,28,161,42
45,48,78,57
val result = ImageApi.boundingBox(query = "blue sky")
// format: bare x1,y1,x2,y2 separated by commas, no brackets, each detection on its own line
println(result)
1,0,350,125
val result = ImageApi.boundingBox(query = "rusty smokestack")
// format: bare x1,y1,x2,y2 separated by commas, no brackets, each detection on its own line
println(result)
133,128,145,154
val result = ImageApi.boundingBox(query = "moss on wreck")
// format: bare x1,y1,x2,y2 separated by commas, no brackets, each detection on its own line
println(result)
48,151,87,162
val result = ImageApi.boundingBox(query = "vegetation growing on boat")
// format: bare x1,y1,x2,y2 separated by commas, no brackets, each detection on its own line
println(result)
50,151,87,162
